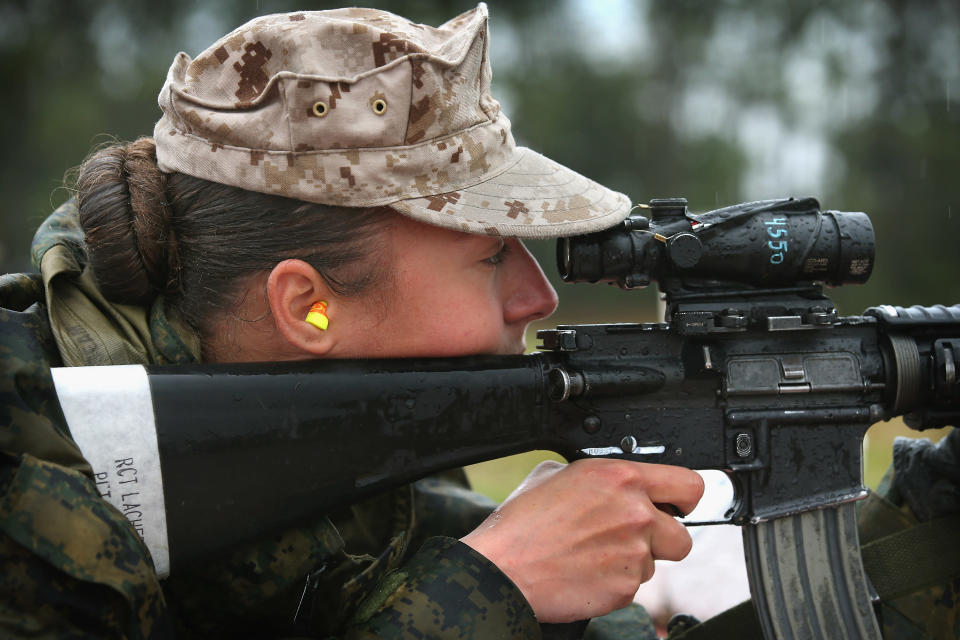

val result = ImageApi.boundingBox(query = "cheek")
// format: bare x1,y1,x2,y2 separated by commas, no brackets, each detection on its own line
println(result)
401,272,497,324
397,292,507,355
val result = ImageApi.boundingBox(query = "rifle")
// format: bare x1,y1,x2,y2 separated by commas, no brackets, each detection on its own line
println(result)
52,197,960,640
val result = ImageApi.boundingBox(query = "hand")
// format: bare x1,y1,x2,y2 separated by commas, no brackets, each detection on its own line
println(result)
460,459,704,623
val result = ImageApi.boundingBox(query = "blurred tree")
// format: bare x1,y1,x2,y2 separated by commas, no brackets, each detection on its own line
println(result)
636,0,960,312
830,0,960,310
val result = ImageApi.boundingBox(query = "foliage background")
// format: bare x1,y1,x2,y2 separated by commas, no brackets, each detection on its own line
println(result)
1,0,957,496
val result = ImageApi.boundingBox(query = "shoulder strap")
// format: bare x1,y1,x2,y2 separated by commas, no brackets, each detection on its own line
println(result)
860,514,960,600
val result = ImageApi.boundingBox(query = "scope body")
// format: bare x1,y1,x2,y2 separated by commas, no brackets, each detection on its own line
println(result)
559,197,875,291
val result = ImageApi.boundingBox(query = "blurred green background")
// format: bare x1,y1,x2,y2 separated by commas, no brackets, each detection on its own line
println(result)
1,0,956,498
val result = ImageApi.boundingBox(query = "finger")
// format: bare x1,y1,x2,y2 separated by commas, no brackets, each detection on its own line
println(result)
647,507,694,562
629,463,705,516
638,553,656,585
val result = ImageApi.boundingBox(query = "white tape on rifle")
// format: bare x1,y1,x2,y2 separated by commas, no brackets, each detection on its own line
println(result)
51,365,171,578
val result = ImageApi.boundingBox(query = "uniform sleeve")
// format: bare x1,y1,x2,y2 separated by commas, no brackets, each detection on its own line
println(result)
349,536,541,639
342,467,542,638
291,473,540,639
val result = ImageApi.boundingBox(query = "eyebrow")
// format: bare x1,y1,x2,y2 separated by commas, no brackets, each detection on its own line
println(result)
456,234,504,250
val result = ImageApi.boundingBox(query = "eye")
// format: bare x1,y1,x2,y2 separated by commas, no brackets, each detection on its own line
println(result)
370,98,387,115
312,101,328,117
484,242,509,266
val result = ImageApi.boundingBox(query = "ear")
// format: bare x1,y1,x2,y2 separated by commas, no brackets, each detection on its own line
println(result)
267,259,337,356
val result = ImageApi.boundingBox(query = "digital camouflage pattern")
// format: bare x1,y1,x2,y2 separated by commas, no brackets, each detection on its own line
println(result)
154,4,631,238
350,537,540,638
0,452,173,638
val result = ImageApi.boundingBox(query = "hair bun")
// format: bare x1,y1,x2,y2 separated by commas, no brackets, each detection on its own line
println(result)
76,137,177,306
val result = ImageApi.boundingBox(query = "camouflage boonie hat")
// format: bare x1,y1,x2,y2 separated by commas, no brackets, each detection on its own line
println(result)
153,3,630,238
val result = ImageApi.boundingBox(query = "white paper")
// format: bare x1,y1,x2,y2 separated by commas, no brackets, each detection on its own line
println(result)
51,365,171,577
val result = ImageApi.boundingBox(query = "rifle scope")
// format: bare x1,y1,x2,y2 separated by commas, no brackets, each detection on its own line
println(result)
558,197,875,289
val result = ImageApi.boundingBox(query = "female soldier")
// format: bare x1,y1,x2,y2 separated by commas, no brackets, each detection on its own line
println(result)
0,5,703,638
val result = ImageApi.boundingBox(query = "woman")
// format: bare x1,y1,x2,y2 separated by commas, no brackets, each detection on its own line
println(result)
0,6,703,638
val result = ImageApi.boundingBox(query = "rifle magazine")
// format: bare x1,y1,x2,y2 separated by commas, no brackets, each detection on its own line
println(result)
742,502,882,640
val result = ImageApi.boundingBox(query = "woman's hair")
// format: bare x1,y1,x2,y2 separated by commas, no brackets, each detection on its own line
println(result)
74,137,391,343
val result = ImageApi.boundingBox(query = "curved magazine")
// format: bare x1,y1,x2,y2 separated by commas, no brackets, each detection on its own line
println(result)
742,502,881,640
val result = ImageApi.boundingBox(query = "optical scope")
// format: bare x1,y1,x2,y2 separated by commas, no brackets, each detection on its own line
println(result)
558,198,875,290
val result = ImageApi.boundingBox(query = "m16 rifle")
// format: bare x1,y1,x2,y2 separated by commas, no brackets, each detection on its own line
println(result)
52,197,960,640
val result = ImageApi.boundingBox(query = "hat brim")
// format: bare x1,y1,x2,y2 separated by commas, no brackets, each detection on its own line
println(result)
390,147,631,238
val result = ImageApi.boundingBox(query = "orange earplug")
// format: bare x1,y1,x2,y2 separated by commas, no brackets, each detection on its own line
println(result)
305,300,329,331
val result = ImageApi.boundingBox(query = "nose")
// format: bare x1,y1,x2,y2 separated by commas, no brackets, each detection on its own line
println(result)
502,239,559,326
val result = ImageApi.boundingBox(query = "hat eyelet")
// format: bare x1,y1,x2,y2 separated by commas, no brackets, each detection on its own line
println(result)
370,98,387,116
312,101,329,118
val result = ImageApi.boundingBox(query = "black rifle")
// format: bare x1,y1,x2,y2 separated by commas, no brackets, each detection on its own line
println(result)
53,197,960,640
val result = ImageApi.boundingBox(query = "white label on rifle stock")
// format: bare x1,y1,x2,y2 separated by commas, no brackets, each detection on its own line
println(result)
51,365,170,578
